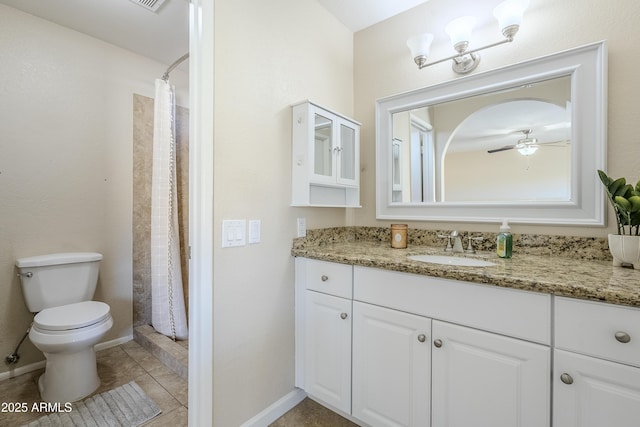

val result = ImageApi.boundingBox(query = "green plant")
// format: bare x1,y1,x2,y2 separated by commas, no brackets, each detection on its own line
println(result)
598,170,640,235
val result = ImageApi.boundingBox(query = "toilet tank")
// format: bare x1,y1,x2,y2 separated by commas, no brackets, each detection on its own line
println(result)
16,252,103,312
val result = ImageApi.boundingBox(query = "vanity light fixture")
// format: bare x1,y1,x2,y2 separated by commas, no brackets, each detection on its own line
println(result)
407,0,529,74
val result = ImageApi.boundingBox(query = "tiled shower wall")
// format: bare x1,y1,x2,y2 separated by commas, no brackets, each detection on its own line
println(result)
132,94,189,328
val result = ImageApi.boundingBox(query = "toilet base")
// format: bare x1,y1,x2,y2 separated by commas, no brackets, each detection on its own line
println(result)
38,346,101,403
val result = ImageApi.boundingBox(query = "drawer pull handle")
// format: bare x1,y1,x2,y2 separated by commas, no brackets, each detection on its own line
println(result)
615,331,631,343
417,334,427,343
340,312,348,320
433,339,443,348
560,373,574,385
321,275,329,282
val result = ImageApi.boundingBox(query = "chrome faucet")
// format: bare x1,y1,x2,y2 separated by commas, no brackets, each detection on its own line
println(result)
439,230,464,253
439,231,484,254
449,230,464,253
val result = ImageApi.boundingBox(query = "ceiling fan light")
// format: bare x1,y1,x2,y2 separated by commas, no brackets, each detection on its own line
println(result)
517,145,538,156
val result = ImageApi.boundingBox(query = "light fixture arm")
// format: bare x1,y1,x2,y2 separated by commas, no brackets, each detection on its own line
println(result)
415,36,513,73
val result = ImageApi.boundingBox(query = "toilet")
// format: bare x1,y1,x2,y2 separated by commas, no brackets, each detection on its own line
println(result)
15,252,113,403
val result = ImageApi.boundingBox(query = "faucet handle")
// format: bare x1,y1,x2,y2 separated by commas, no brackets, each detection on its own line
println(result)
438,234,453,252
465,236,484,253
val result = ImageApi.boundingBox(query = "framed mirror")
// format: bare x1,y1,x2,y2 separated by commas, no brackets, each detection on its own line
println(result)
376,41,607,225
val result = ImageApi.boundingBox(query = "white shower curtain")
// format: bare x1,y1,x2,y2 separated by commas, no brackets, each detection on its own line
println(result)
151,78,188,340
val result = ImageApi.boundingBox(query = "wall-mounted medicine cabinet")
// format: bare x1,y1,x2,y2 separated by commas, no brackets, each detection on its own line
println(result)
291,100,360,207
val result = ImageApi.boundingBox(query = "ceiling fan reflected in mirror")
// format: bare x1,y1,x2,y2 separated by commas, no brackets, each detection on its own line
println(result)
487,129,569,155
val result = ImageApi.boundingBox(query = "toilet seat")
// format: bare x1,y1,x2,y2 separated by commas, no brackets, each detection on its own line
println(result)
34,301,111,331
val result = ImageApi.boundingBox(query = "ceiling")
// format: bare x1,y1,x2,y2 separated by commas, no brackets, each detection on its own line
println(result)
0,0,430,68
317,0,430,32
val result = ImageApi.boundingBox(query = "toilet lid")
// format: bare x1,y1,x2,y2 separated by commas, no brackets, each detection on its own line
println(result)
34,301,111,331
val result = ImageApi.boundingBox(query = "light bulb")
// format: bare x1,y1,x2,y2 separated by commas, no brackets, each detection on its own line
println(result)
407,33,434,67
445,16,476,52
493,0,529,39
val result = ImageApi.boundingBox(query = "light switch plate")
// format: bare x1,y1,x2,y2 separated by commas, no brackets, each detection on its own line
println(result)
249,220,261,244
296,218,306,237
222,220,246,248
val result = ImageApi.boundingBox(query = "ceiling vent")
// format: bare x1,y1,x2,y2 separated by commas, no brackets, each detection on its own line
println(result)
129,0,168,13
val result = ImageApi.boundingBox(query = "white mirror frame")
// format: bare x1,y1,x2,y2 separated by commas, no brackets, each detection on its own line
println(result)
376,41,607,225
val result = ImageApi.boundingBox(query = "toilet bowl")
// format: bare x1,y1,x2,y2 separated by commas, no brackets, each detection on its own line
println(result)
16,252,112,403
29,301,113,403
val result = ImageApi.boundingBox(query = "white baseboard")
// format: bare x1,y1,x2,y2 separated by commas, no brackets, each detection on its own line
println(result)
0,335,133,382
95,334,133,351
0,360,46,382
240,388,307,427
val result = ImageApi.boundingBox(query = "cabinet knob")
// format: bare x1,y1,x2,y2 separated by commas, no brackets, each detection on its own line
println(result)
433,339,443,348
417,334,427,343
321,275,329,282
560,373,574,385
615,331,631,343
340,312,348,320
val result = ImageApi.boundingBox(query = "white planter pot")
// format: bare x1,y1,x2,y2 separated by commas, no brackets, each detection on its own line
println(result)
608,234,640,269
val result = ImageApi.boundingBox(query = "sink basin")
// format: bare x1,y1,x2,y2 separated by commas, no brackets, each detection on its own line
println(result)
408,254,496,267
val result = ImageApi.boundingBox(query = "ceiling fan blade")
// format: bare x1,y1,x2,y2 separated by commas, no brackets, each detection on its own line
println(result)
487,145,515,153
538,139,570,146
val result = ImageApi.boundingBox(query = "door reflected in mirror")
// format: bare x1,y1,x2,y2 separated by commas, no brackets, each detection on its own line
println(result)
391,76,572,203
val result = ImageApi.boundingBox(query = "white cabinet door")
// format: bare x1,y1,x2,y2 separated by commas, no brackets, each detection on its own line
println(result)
352,301,431,427
311,110,337,185
431,321,550,427
336,120,359,187
554,349,640,427
304,290,352,414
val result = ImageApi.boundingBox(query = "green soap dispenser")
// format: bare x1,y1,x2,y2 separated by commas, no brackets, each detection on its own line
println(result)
496,219,512,259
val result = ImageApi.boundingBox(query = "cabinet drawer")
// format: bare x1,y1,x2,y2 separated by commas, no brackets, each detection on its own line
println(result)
354,266,551,345
299,258,352,299
555,297,640,367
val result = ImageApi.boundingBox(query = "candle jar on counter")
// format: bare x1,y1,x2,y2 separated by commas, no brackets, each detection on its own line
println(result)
390,224,408,249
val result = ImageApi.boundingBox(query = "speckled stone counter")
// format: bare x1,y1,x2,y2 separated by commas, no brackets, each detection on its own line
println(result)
291,227,640,308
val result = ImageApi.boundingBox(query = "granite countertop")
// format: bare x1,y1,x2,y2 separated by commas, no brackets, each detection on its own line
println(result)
292,228,640,308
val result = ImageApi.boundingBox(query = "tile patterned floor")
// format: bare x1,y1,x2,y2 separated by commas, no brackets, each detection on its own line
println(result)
270,398,359,427
0,336,358,427
0,340,187,426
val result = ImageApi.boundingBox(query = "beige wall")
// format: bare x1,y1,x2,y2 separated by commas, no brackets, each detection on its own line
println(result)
354,0,640,237
213,0,352,424
0,5,188,376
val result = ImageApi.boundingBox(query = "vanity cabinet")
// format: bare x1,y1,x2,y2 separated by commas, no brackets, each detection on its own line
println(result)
295,258,551,427
431,321,549,427
295,258,353,414
304,290,352,414
352,301,431,427
353,266,550,427
353,313,549,427
291,101,360,207
553,297,640,426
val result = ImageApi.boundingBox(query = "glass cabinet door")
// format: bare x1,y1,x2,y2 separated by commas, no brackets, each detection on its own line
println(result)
313,113,334,179
337,122,358,186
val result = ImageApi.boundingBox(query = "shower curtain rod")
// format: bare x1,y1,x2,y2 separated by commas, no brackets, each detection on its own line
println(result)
162,52,190,81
